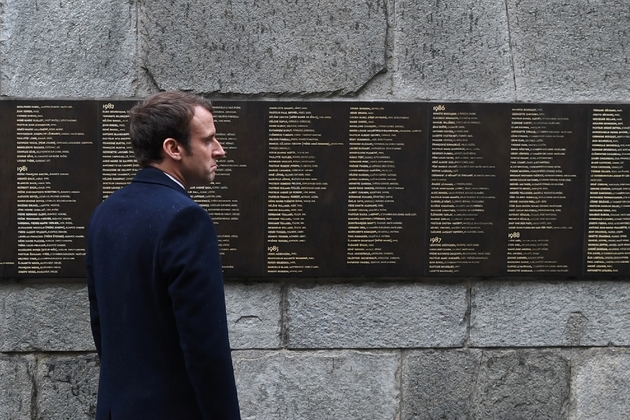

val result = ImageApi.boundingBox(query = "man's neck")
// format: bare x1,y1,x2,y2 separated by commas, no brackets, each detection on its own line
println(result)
147,163,186,190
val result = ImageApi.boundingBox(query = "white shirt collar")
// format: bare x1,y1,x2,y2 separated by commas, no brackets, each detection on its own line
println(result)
163,172,185,190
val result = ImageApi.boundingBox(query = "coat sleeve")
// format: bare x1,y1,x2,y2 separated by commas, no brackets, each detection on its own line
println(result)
159,205,241,420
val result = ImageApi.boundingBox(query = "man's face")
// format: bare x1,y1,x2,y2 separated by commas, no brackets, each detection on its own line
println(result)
180,106,225,187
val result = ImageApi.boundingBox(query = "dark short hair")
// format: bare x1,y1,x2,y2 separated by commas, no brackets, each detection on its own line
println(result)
129,91,213,167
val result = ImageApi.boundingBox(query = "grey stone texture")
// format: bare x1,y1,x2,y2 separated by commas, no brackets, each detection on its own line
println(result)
3,0,630,100
402,349,570,420
0,284,94,352
470,281,630,347
0,0,136,97
224,282,282,349
355,0,396,99
36,354,99,420
507,0,630,102
402,349,480,419
474,350,570,419
286,282,468,348
140,0,387,95
233,350,399,420
571,348,630,420
0,355,33,420
394,0,515,101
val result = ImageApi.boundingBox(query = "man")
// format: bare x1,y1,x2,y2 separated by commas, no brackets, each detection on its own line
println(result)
86,91,241,419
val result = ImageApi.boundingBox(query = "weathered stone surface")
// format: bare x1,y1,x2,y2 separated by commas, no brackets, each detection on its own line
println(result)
394,0,514,101
355,0,396,99
0,355,33,420
507,0,630,102
470,281,630,347
402,349,481,419
233,350,399,420
286,282,467,348
224,282,282,349
0,0,136,97
140,0,387,95
571,349,630,419
0,284,94,352
403,349,570,419
36,354,99,420
474,350,570,419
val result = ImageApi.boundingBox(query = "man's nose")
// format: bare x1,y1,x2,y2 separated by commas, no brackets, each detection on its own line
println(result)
214,140,226,157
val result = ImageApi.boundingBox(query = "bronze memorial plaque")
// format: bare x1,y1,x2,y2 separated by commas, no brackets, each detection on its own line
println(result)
1,100,629,279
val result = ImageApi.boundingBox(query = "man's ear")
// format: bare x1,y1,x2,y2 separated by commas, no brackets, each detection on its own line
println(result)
162,138,182,161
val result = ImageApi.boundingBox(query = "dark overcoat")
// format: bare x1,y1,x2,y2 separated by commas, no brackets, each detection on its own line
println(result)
86,167,240,420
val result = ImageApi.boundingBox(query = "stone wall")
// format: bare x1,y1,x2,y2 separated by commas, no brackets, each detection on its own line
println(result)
2,0,630,418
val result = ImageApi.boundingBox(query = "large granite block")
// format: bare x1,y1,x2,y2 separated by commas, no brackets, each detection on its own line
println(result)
0,0,136,97
233,350,399,420
474,350,570,419
0,284,94,352
0,355,33,420
394,0,514,101
507,0,630,102
470,281,630,347
224,282,282,349
571,349,630,419
36,354,99,420
402,349,481,419
140,0,387,95
402,349,570,419
286,282,467,348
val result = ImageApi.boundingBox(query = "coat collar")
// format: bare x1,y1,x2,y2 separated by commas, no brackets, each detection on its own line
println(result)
132,166,188,195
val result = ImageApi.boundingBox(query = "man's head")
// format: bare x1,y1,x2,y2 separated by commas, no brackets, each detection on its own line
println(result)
129,91,214,167
129,91,225,188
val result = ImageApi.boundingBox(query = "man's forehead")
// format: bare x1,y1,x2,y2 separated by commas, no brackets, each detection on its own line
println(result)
193,105,213,119
191,106,215,136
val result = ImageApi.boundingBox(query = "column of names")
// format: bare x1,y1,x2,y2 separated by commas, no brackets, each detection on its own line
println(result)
101,102,136,199
507,107,576,273
266,106,334,273
587,108,630,273
429,105,496,274
15,104,95,274
347,106,417,265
